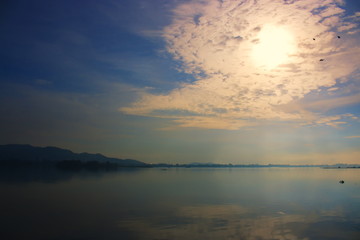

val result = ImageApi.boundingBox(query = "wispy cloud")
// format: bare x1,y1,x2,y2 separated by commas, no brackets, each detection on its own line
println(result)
121,0,360,130
267,149,360,165
344,135,360,139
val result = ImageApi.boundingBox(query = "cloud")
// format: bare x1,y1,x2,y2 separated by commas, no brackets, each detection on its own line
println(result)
121,0,360,130
344,135,360,139
307,95,360,111
172,116,256,130
267,149,360,165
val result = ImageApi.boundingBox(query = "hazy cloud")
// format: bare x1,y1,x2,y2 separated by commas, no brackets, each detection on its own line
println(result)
344,135,360,138
267,149,360,164
121,0,360,129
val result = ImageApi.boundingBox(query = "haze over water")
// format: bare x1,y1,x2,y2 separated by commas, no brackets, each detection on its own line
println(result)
1,167,359,240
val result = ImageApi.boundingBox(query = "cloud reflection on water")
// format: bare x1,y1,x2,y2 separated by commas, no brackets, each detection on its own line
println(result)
119,204,359,240
1,168,359,239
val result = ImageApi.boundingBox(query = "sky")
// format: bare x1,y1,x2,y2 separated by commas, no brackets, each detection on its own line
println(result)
1,0,359,165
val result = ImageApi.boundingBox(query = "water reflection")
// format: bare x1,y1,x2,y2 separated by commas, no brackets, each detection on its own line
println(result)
0,166,144,184
0,168,359,240
119,204,359,240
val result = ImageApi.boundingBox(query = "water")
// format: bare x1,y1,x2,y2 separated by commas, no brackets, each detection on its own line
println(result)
0,167,359,240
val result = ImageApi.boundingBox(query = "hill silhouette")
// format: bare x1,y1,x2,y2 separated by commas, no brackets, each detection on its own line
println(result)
0,144,147,167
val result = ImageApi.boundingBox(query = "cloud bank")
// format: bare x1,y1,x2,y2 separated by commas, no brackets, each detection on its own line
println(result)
121,0,360,129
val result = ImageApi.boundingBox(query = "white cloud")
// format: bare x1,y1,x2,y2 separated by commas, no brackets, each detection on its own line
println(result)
121,0,360,130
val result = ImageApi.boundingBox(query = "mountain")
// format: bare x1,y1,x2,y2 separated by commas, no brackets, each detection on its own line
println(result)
0,144,147,167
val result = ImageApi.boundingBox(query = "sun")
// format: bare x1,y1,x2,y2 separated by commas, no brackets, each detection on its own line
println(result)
252,25,296,69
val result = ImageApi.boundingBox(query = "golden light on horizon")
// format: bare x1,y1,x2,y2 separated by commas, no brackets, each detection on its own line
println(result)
251,25,296,69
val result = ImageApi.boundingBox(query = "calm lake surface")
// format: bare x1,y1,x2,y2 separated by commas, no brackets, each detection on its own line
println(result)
0,167,359,240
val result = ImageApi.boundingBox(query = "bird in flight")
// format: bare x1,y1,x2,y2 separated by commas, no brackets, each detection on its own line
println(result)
314,35,341,62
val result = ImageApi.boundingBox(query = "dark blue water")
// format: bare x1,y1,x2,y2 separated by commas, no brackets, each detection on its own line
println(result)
0,167,359,240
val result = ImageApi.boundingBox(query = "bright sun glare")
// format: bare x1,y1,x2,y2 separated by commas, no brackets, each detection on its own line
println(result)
252,25,296,69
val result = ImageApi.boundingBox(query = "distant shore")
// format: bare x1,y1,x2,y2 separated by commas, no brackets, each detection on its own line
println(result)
1,144,359,171
1,159,359,171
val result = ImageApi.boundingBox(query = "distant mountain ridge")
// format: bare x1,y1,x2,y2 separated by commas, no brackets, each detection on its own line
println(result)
0,144,147,166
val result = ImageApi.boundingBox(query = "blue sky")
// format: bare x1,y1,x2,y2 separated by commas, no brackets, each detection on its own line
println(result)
1,0,359,164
